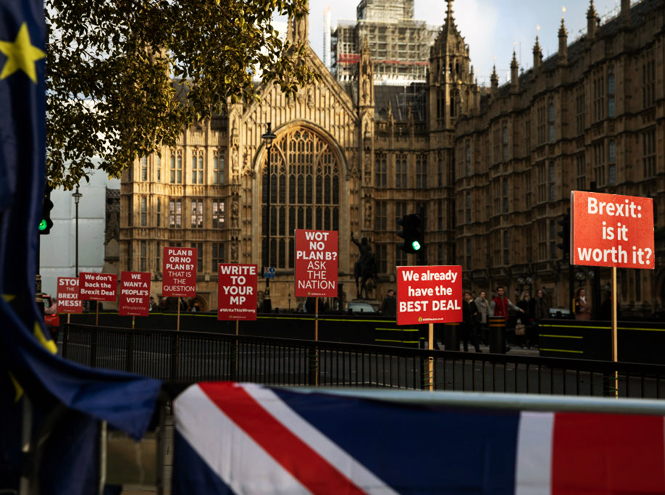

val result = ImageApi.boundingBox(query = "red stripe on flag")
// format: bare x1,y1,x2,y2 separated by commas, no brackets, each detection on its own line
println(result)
200,382,365,495
551,413,665,494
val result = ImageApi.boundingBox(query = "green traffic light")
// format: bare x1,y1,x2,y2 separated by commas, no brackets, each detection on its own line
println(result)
412,240,421,251
39,219,47,231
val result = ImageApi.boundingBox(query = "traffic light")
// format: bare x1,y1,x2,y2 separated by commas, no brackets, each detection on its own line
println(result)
397,213,423,254
39,186,54,235
556,210,571,257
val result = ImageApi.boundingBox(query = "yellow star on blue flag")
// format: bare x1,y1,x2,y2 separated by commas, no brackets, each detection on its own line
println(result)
0,23,45,83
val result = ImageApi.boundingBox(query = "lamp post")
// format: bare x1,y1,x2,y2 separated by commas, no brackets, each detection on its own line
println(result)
261,123,276,313
72,186,82,277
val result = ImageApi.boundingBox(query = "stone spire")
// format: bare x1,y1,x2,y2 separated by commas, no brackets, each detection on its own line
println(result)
287,1,309,44
620,0,631,29
446,0,454,25
558,17,568,65
490,65,498,94
442,0,461,37
587,0,598,39
359,37,374,107
533,36,543,69
510,50,519,92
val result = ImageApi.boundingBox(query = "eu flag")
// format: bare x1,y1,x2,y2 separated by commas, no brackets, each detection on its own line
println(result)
0,1,161,493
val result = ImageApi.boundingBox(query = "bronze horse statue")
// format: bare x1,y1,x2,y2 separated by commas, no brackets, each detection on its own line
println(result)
352,233,377,300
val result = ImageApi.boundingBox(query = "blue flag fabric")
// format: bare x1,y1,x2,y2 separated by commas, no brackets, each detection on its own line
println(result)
0,0,162,491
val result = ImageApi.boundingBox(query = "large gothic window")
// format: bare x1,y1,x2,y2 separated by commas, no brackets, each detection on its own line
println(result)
262,129,340,269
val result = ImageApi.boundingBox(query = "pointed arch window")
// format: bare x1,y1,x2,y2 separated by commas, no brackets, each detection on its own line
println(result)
171,153,182,184
548,102,555,142
262,129,340,269
191,152,204,184
465,144,471,176
375,153,387,187
608,140,616,185
396,154,407,188
608,68,615,118
141,156,148,181
502,125,509,161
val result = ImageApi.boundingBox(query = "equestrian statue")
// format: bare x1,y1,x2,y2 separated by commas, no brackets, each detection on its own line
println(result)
351,232,377,300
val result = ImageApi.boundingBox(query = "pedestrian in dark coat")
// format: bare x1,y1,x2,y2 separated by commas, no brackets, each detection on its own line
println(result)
532,289,550,347
462,291,481,352
517,291,535,348
380,289,397,317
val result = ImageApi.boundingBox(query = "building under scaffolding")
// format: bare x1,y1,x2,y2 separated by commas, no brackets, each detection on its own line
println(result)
331,0,438,84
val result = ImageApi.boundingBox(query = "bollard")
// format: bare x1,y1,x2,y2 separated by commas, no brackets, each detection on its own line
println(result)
489,316,506,354
444,322,460,351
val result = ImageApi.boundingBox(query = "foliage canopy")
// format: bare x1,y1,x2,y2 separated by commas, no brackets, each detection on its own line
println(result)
46,0,318,189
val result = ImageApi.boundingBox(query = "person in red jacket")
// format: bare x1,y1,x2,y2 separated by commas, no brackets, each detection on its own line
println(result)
491,286,524,351
490,286,523,321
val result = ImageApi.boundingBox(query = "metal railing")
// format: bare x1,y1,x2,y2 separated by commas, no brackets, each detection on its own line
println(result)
63,324,665,398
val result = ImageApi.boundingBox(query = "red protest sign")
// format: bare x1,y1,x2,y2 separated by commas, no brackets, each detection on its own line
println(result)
218,264,257,321
397,265,462,326
162,247,197,298
572,191,654,269
294,230,339,298
57,277,82,314
79,272,118,301
119,271,151,317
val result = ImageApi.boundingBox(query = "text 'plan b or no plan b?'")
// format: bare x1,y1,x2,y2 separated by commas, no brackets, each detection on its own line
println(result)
397,266,462,326
162,247,197,297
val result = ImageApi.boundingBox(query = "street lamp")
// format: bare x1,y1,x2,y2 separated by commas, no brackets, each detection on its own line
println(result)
72,186,82,277
261,123,276,313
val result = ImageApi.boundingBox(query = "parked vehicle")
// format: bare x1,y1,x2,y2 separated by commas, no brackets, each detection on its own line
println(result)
346,301,376,314
42,293,60,341
549,307,573,319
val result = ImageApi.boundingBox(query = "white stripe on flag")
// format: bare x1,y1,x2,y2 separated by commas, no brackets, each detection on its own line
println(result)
174,384,311,495
243,384,399,495
515,411,554,495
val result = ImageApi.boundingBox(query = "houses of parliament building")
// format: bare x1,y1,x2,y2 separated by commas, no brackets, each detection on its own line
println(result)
119,0,664,317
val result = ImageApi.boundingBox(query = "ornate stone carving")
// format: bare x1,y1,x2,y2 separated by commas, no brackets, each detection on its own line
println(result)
363,196,373,230
231,241,238,263
307,86,314,108
231,196,240,230
363,150,372,186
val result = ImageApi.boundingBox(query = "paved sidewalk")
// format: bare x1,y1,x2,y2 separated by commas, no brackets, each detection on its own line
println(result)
435,342,540,357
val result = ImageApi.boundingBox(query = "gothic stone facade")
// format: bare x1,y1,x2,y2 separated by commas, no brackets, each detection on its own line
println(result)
120,0,665,316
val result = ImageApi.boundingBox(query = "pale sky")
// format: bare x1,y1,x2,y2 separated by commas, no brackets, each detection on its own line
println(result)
297,0,626,86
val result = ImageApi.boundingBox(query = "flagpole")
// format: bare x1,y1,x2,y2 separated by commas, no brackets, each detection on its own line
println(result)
177,297,180,331
19,396,32,495
428,323,434,391
98,421,107,495
315,297,319,341
612,266,618,398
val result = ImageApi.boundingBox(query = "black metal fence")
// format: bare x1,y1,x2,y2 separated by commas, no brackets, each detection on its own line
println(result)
63,324,665,398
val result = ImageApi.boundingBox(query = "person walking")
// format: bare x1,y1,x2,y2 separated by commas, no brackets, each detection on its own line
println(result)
474,290,491,345
491,286,523,350
380,289,397,317
517,291,535,348
491,286,523,320
532,289,550,347
462,291,482,352
574,288,591,320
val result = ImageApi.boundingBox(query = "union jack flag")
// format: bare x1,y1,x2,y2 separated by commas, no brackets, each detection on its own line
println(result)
173,382,665,494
